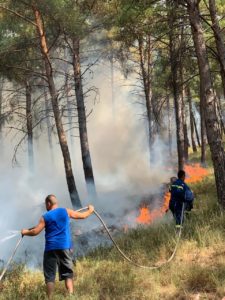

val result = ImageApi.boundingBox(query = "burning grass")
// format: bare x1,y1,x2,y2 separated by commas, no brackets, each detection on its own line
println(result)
136,162,210,226
2,160,225,299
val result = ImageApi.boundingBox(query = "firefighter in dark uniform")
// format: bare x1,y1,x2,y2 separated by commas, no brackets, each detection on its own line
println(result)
169,170,194,228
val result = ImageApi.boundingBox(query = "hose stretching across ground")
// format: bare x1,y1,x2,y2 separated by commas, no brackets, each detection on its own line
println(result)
0,204,185,281
92,204,185,270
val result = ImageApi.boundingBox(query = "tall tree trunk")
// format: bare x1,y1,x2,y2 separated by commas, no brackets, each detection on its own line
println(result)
193,111,201,147
220,64,225,100
200,82,207,164
71,37,97,198
182,95,189,161
208,0,225,98
167,95,172,157
168,3,185,170
180,67,189,161
65,75,75,152
43,84,54,161
180,26,189,162
172,88,185,171
217,95,225,134
33,7,81,208
186,0,225,206
137,35,154,162
63,49,75,152
25,80,34,172
187,86,197,152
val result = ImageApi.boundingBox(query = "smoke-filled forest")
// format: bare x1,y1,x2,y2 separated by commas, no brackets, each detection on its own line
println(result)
0,0,225,299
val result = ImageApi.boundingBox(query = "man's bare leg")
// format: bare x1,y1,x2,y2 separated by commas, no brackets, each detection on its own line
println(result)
65,278,74,295
46,282,54,299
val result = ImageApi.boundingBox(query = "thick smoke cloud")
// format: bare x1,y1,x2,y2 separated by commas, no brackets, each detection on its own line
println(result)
0,64,173,267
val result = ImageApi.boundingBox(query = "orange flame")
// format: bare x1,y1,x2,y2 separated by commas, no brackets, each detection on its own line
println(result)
161,191,171,214
136,207,152,224
136,163,209,224
185,163,209,183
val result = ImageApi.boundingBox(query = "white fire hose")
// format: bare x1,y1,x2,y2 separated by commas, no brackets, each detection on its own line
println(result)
0,235,23,281
92,203,185,270
0,204,185,281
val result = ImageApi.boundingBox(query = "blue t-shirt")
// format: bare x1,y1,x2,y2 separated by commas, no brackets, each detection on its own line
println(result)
43,207,71,252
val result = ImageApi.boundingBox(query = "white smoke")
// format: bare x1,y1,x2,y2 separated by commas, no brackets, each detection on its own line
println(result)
0,61,174,267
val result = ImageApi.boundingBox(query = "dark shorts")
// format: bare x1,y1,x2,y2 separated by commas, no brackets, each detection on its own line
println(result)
43,249,74,283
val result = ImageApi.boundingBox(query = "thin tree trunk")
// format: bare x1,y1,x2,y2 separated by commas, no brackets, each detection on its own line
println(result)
72,37,97,198
217,95,225,134
65,75,75,152
186,0,225,206
187,86,197,152
168,3,185,170
137,36,154,162
180,67,189,161
173,87,185,170
180,25,189,162
43,84,54,159
146,35,155,157
200,82,207,164
33,7,81,208
63,49,75,152
208,0,225,98
193,111,201,147
167,95,172,157
182,97,189,161
25,80,34,172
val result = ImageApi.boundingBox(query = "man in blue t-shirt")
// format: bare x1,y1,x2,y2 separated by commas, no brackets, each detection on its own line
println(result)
169,170,194,228
21,194,94,299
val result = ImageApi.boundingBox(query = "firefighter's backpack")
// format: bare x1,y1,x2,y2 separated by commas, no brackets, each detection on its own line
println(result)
185,187,194,202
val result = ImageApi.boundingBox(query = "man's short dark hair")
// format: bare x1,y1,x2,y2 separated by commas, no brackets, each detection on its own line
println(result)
45,194,57,205
178,170,185,179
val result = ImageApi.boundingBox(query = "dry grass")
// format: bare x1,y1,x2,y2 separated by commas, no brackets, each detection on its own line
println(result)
1,162,225,299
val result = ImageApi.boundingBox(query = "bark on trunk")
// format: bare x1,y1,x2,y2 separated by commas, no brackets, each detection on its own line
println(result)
183,104,189,161
200,82,207,164
168,4,185,170
25,80,34,172
180,36,189,161
173,89,185,171
33,7,81,208
208,0,225,98
72,37,97,198
43,84,54,163
220,64,225,100
193,111,201,147
187,86,197,152
65,75,75,152
217,95,225,134
181,77,189,161
167,95,172,157
137,35,154,162
187,0,225,206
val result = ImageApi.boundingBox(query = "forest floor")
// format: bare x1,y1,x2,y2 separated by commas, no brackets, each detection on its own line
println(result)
1,150,225,299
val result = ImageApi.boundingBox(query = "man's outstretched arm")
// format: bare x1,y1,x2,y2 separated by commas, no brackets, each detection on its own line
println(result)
67,205,94,219
21,217,45,236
